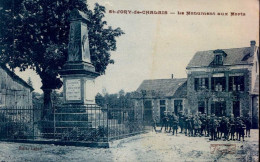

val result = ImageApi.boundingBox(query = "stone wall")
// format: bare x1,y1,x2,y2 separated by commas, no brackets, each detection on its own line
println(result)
187,68,251,117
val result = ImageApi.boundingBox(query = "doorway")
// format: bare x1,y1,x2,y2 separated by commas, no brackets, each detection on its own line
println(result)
144,100,152,124
211,101,226,117
233,101,240,117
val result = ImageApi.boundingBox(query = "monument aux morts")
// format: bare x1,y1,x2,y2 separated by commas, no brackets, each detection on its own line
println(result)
54,9,103,138
59,9,99,105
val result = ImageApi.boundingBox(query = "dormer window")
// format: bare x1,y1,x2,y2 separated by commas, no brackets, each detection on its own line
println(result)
215,54,223,65
212,49,227,66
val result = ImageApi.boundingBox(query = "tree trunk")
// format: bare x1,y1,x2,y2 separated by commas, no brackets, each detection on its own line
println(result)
42,89,52,120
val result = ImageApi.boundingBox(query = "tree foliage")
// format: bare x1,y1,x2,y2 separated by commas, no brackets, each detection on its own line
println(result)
95,90,134,109
0,0,124,90
0,0,124,115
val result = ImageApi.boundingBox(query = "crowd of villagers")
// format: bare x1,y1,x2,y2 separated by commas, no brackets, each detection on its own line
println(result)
152,111,252,142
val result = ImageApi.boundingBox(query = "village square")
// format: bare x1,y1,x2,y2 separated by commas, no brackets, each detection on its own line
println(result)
0,0,259,161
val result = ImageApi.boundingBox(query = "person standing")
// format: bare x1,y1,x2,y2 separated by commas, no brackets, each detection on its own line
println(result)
168,112,174,133
200,113,207,136
152,115,159,132
235,117,240,140
244,117,252,137
172,114,179,136
237,118,246,141
193,115,202,137
229,115,236,140
179,111,184,133
161,111,169,132
217,117,222,139
183,114,188,136
222,116,230,141
205,115,211,137
209,114,218,141
188,115,194,137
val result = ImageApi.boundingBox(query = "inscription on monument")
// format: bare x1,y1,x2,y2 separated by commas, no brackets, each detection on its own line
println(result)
66,79,81,100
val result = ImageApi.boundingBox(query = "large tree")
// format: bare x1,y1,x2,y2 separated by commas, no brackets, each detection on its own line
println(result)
0,0,124,115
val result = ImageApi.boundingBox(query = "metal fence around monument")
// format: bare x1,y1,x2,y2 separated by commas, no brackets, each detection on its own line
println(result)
0,104,149,143
0,106,42,140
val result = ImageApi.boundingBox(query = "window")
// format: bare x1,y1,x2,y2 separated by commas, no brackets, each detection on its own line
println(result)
144,100,152,109
194,78,209,91
198,101,205,114
211,77,226,92
160,100,166,106
214,55,223,65
212,50,226,66
160,100,166,123
229,76,244,92
174,100,183,115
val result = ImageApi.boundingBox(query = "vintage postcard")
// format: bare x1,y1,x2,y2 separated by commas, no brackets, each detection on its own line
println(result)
0,0,259,161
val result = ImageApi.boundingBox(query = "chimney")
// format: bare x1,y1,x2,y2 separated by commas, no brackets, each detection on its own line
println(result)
250,40,256,56
171,74,174,79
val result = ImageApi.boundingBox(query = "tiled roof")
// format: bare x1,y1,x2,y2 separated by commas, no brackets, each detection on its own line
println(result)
187,47,255,68
0,64,34,91
135,78,187,98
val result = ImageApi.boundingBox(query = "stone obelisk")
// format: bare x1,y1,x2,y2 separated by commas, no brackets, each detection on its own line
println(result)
59,9,99,105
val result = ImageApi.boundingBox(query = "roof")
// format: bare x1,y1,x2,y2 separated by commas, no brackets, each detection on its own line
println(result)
135,78,187,98
0,64,34,91
187,47,255,68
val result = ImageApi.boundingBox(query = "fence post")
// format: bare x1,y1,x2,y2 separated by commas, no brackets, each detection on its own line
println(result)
53,106,55,138
33,105,35,139
107,104,109,142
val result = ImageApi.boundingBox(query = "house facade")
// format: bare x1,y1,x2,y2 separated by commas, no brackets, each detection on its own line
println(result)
0,64,33,107
133,78,187,123
186,41,259,128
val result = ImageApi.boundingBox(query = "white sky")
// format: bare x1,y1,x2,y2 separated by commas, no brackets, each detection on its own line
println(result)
16,0,259,94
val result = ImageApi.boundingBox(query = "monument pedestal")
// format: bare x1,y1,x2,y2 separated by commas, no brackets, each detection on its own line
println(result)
55,9,104,140
60,62,99,105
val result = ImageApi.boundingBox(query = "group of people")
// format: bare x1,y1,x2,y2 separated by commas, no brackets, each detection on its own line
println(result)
152,111,252,141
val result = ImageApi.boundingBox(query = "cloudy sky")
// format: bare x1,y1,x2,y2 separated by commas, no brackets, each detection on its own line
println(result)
16,0,259,94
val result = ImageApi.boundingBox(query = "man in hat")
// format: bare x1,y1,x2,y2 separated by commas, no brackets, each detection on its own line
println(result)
222,116,230,141
237,117,246,141
229,114,236,140
183,113,188,136
168,112,174,133
209,114,218,140
244,117,252,137
205,115,211,137
200,113,207,136
172,113,179,135
194,115,202,137
161,111,169,132
179,111,185,133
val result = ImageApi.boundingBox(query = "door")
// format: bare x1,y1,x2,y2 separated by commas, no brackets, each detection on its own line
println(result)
144,100,152,124
233,101,240,117
211,101,226,117
160,100,166,123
